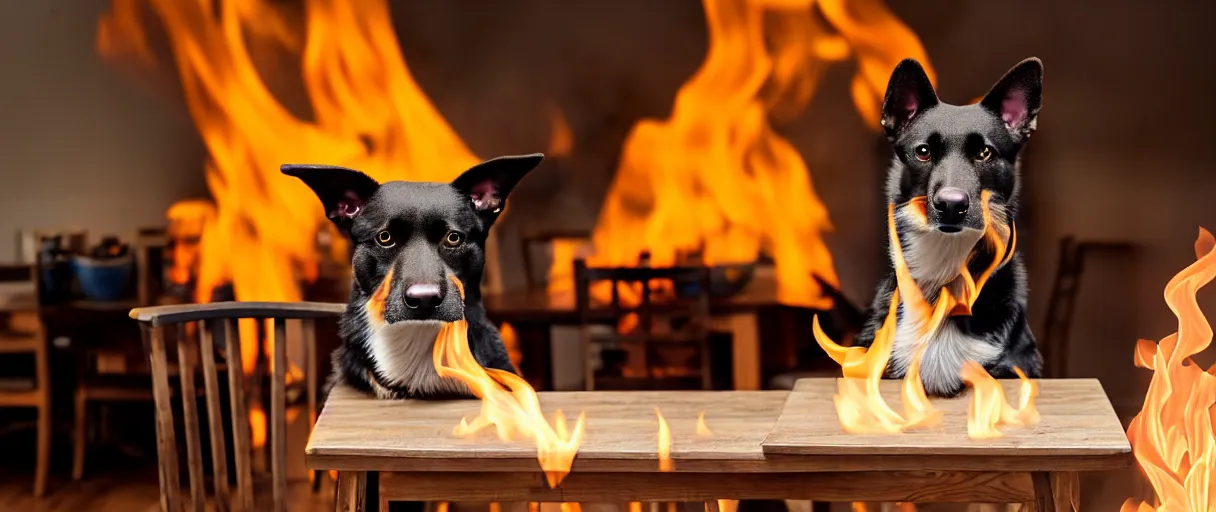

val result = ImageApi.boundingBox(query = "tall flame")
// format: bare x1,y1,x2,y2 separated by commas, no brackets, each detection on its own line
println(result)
1122,228,1216,512
813,193,1037,436
98,0,481,368
548,0,934,309
434,276,585,488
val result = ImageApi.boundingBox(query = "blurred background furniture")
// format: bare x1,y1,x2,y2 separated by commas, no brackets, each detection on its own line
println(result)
574,257,714,390
1040,237,1135,378
0,264,51,497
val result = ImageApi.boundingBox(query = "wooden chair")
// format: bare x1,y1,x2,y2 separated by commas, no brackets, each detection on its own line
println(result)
72,231,169,481
574,258,714,391
1040,237,1134,378
129,301,343,512
519,230,591,291
0,264,51,497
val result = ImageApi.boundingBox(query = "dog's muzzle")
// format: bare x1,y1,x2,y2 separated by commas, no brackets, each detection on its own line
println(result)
932,187,970,232
404,283,443,310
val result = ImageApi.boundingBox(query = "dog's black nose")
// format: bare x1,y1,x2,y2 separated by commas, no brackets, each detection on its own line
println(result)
403,283,444,310
932,187,970,227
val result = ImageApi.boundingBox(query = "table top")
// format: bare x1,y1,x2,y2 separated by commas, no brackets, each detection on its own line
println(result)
307,386,790,473
761,378,1131,470
308,378,1132,473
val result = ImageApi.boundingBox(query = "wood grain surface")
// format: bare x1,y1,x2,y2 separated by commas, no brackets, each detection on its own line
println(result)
308,387,788,472
309,378,1131,474
762,379,1130,463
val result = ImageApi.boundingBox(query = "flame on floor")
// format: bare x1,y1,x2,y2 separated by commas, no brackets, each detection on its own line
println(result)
433,277,585,488
813,193,1037,436
1122,228,1216,512
547,0,933,311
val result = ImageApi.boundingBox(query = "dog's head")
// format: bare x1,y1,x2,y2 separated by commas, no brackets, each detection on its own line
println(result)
881,58,1043,234
283,154,543,324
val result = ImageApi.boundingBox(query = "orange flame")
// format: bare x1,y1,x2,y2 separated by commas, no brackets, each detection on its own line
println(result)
813,193,1036,435
433,276,584,488
656,408,674,472
547,0,933,310
1122,228,1216,511
696,411,713,437
547,106,574,159
98,0,488,449
959,364,1040,439
98,0,482,370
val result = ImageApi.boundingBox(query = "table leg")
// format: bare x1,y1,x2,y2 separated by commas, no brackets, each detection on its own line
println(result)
1029,471,1079,512
726,313,760,390
335,471,368,512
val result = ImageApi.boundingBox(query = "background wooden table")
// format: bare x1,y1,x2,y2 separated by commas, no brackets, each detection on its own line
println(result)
481,279,784,391
308,379,1131,511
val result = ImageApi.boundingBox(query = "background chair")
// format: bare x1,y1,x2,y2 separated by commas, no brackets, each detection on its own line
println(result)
130,301,341,512
574,258,714,391
0,264,51,497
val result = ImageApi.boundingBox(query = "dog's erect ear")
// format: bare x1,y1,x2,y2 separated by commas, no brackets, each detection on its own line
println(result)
281,164,381,235
451,153,544,227
981,58,1043,140
881,59,939,139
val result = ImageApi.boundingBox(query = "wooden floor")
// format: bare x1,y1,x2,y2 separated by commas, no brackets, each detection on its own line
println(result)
0,466,337,512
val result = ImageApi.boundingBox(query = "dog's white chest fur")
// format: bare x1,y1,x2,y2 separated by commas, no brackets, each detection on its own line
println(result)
363,318,469,398
887,209,1002,395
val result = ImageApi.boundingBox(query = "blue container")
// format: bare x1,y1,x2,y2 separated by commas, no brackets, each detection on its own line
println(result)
72,256,134,302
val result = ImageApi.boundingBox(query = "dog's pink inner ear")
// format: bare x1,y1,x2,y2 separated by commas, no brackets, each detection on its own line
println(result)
1000,88,1028,128
329,190,364,220
469,180,503,213
897,91,919,121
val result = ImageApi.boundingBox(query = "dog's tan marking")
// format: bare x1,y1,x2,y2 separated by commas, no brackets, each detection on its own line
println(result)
365,267,394,325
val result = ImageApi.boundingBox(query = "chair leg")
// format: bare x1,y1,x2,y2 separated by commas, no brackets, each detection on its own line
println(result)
72,389,87,481
35,401,50,497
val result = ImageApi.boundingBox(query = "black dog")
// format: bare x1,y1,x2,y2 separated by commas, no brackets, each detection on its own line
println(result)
854,58,1044,397
284,154,542,399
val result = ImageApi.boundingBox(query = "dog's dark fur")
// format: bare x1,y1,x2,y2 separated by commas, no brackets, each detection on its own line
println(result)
853,58,1044,397
283,154,542,399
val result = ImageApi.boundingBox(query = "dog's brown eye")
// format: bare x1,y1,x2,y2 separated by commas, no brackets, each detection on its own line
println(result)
375,230,394,248
914,144,931,162
977,146,993,161
443,231,464,247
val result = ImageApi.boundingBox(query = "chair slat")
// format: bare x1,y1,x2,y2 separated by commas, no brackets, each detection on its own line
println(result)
146,325,182,512
177,325,206,512
200,320,231,512
224,319,255,512
271,318,288,512
303,318,320,488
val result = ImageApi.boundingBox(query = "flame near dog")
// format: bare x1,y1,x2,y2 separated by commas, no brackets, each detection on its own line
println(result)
813,192,1038,437
1122,228,1216,512
433,276,585,488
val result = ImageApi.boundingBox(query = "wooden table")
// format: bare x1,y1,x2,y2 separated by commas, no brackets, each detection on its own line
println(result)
307,378,1130,511
482,276,788,391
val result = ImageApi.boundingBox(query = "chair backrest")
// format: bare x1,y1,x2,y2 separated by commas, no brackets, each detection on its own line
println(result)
130,301,343,512
572,258,713,390
519,230,591,291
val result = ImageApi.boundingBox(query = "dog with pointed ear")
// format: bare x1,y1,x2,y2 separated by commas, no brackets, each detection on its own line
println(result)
852,57,1045,399
281,154,543,400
